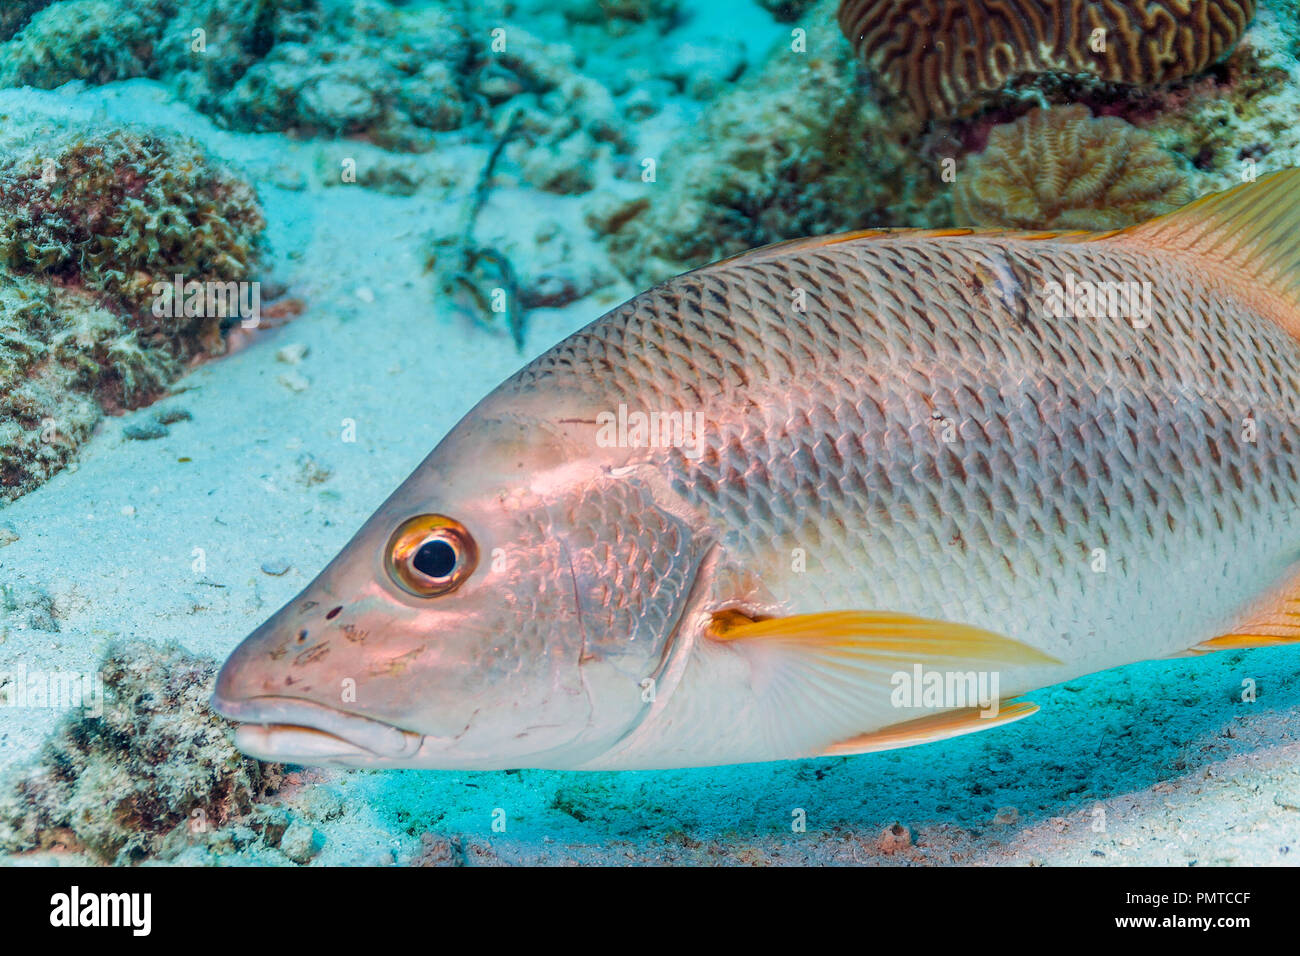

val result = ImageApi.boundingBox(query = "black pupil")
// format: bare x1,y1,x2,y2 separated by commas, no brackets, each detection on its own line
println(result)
412,538,457,579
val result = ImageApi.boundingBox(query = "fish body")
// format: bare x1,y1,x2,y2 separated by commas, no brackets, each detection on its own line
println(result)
213,171,1300,770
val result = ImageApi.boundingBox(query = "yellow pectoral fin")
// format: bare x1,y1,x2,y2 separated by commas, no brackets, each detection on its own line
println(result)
706,609,1059,759
824,700,1040,757
707,609,1061,668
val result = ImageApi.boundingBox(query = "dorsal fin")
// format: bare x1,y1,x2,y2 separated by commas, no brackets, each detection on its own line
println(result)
1114,169,1300,318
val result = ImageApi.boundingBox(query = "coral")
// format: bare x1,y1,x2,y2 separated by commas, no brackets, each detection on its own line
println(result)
0,641,283,863
838,0,1258,120
0,127,265,359
601,0,920,286
0,0,54,42
952,106,1199,230
0,126,265,501
0,0,476,151
758,0,820,21
0,272,176,501
0,0,166,87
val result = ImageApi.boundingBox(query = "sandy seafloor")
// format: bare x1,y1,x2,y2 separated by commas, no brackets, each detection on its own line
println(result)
2,21,1300,866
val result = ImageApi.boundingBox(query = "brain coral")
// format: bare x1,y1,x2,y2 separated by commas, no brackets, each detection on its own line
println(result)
837,0,1257,119
952,105,1198,230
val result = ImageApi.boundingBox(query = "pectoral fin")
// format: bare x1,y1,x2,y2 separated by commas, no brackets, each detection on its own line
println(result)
708,609,1060,666
707,609,1059,758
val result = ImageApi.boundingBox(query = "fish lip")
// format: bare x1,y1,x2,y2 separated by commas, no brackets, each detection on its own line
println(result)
210,693,424,759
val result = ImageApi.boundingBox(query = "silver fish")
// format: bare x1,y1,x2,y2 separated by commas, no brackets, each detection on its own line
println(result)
213,170,1300,769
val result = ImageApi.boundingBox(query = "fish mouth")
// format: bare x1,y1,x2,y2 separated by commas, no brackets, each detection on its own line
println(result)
210,694,425,763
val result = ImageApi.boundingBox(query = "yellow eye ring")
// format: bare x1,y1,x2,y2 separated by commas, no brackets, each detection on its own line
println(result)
385,515,478,597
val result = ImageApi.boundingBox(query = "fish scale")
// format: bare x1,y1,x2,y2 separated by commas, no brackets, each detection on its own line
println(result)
506,232,1300,684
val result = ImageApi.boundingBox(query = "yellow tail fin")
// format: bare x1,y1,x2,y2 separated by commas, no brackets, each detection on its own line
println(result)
1117,169,1300,319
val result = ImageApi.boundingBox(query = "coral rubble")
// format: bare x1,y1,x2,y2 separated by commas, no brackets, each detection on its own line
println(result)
0,641,283,863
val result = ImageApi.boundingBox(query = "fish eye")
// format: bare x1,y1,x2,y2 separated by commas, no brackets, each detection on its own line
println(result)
385,514,478,597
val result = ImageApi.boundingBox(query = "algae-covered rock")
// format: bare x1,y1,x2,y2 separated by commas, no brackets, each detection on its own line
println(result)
0,641,283,864
0,272,176,500
602,0,920,285
0,0,475,149
0,0,55,42
0,125,265,501
0,127,264,353
0,0,167,88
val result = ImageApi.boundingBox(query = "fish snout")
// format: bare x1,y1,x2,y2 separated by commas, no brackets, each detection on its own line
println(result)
211,595,433,765
211,591,355,716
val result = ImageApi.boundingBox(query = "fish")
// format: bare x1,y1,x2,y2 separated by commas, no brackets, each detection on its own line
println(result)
212,170,1300,770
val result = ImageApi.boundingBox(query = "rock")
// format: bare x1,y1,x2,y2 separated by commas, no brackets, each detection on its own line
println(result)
26,589,59,633
522,273,583,309
153,407,191,425
260,561,291,577
623,83,669,120
258,808,291,849
584,194,650,235
297,785,347,823
661,41,748,100
522,132,599,195
1274,789,1300,811
521,263,614,309
277,371,311,393
280,820,324,864
300,76,381,133
877,822,912,854
123,421,169,441
276,343,310,365
412,833,464,867
398,62,466,130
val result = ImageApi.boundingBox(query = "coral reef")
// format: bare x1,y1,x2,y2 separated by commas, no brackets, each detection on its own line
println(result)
0,641,283,863
600,0,922,286
0,125,265,501
0,0,475,151
0,127,265,357
838,0,1258,120
951,106,1199,230
0,272,175,500
0,1,54,42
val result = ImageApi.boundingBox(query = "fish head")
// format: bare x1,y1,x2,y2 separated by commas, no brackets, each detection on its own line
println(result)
212,388,710,770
